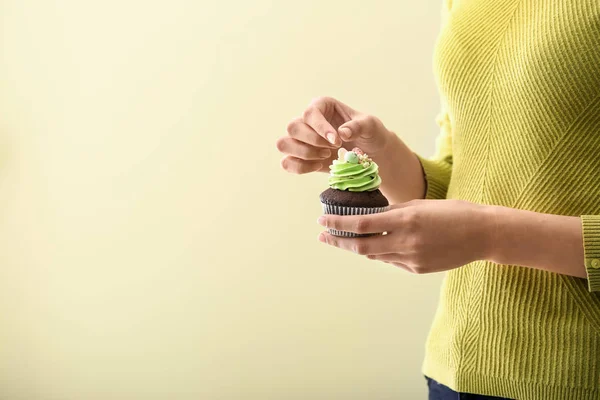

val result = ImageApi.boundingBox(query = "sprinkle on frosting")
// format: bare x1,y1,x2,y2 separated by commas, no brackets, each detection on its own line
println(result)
344,151,359,164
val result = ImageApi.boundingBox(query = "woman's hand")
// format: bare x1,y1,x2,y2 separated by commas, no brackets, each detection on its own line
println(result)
317,199,495,274
276,96,394,174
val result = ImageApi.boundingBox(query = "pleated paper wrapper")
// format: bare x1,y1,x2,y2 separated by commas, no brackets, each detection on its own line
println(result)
321,203,389,238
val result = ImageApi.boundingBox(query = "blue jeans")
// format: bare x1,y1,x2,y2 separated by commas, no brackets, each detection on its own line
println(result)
425,376,514,400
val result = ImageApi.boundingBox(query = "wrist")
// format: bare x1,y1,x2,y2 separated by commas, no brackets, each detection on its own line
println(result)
373,133,425,203
476,204,502,262
369,128,398,159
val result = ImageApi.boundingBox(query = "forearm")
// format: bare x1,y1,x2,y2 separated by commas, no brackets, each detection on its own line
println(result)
371,133,426,204
484,206,587,279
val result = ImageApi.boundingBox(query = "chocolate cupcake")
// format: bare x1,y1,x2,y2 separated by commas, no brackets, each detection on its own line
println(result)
320,147,389,237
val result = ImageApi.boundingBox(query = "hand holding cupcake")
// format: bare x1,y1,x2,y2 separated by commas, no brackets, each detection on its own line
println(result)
320,147,389,237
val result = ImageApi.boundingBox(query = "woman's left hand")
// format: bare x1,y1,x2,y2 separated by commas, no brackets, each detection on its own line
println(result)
317,199,495,274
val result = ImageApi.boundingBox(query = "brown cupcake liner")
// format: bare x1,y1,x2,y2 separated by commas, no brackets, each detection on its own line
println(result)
321,203,389,237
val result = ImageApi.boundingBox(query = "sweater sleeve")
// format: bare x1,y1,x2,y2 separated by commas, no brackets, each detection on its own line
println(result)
416,111,453,200
581,215,600,292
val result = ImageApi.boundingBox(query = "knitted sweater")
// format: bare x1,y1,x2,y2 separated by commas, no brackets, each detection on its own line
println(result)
417,1,600,399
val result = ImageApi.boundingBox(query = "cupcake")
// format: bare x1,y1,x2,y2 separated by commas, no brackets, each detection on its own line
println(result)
319,147,389,237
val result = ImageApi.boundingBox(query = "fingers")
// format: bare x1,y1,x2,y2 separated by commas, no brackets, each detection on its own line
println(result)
285,118,337,149
303,99,340,146
277,117,336,174
317,233,416,273
367,253,402,262
281,156,323,174
367,255,414,273
276,137,332,160
317,210,400,235
317,232,396,255
338,115,382,142
390,262,415,273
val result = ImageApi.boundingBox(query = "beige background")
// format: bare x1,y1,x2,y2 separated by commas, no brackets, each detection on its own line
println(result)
0,1,443,399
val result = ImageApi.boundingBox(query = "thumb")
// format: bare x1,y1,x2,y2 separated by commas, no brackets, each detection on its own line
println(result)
337,115,383,142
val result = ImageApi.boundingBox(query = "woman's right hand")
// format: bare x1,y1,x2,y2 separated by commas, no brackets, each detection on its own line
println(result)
276,97,394,174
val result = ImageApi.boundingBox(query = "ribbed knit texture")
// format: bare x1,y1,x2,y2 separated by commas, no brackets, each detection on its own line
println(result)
582,216,600,292
419,1,600,399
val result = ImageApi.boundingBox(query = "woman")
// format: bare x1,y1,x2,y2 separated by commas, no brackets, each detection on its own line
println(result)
276,1,600,399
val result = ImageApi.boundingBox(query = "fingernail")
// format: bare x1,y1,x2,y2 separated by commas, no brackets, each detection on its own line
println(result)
317,216,326,226
318,232,327,243
319,149,331,158
339,127,351,140
326,132,338,145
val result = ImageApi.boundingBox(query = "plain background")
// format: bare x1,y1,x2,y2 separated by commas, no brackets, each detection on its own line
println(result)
0,1,444,399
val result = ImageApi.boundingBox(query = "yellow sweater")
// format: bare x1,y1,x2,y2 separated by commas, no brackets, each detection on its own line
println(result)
418,1,600,399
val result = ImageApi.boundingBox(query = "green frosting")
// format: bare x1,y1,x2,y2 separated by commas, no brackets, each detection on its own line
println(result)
328,160,382,192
